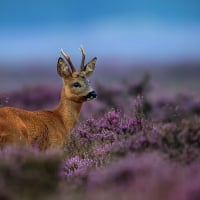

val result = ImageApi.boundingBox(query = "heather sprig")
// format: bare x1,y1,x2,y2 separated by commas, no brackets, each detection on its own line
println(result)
61,156,96,179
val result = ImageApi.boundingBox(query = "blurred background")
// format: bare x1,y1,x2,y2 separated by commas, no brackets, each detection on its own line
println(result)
0,0,200,102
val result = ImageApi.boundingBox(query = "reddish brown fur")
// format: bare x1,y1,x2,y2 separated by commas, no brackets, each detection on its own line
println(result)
0,48,97,150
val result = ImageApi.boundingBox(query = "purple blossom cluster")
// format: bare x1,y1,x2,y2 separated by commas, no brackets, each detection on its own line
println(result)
64,109,144,162
61,156,95,179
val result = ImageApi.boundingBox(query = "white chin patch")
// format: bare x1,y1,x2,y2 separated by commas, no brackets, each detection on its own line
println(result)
87,96,95,101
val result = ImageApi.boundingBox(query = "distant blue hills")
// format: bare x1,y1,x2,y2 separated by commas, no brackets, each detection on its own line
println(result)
0,0,200,65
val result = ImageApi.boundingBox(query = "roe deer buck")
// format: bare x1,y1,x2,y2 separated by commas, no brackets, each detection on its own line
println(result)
0,47,97,150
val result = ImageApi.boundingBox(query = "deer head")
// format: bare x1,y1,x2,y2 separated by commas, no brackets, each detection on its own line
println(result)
57,47,97,103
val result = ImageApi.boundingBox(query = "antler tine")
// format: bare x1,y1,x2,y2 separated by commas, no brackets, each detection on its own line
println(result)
80,46,86,71
60,48,76,72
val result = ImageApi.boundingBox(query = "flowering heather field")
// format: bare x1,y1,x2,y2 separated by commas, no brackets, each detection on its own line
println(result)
0,66,200,200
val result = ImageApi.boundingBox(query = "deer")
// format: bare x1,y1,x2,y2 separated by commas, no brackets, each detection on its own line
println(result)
0,47,97,150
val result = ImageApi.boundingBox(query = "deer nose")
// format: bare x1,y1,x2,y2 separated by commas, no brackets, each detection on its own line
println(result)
86,91,97,100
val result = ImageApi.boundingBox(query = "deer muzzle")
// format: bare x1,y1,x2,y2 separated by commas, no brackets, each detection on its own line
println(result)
85,91,97,101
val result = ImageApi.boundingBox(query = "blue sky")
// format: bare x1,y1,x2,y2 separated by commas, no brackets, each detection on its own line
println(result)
0,0,200,65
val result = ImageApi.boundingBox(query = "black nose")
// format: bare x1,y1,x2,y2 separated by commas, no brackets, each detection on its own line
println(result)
86,91,97,100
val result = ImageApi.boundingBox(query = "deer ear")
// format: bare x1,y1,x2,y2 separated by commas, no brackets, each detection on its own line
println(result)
57,57,71,78
84,57,97,77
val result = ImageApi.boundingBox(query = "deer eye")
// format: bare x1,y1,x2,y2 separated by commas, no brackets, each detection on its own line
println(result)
72,82,81,88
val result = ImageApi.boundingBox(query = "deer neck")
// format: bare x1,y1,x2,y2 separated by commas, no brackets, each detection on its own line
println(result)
55,87,83,133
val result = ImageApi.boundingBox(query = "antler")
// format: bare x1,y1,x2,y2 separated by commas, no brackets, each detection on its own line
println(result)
80,46,86,71
60,49,76,72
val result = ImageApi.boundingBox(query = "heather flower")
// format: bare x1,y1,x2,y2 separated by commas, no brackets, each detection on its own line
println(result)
93,143,112,156
93,130,117,142
96,110,121,132
61,156,96,179
76,128,92,141
120,116,142,134
128,134,150,151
